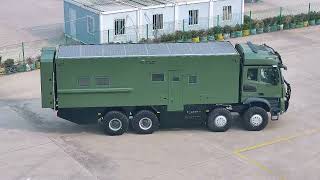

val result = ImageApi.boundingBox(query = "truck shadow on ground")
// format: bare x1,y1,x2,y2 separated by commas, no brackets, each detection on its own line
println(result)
1,99,244,136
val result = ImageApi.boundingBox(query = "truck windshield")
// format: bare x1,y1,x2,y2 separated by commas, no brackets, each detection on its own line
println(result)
260,67,279,85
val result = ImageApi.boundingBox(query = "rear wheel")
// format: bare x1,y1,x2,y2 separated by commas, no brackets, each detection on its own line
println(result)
132,110,159,134
242,107,268,131
102,111,129,136
207,108,232,132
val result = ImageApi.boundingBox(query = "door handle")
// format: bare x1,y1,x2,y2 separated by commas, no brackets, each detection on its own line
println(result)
258,92,264,96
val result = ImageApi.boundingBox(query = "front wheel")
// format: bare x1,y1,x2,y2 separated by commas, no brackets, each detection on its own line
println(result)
242,107,269,131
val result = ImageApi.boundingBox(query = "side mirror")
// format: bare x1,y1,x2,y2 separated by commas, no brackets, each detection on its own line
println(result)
279,64,287,70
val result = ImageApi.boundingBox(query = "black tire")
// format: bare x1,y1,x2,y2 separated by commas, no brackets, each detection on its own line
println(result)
207,108,232,132
102,111,129,136
242,107,269,131
132,110,159,134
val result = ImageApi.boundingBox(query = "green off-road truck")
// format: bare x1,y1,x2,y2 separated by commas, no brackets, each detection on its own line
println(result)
40,42,291,135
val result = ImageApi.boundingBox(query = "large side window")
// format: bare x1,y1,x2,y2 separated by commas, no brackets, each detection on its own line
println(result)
247,68,258,81
188,10,199,25
114,19,125,35
223,6,232,21
260,67,279,84
153,14,163,30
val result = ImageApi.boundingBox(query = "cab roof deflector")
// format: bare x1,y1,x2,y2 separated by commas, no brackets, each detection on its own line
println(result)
247,41,258,53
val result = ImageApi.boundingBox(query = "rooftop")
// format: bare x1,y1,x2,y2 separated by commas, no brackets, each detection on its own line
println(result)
67,0,213,13
57,42,238,59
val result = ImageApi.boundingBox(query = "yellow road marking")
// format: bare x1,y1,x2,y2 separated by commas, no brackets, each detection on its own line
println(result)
233,128,320,180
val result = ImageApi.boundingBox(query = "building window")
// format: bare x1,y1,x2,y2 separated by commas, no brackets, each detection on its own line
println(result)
188,75,198,84
87,16,94,34
114,19,125,35
188,10,199,25
95,76,110,86
152,73,165,82
247,68,258,81
223,6,232,21
78,77,90,87
153,14,163,30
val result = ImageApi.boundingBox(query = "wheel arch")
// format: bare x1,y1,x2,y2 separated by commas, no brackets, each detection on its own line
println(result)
243,98,271,112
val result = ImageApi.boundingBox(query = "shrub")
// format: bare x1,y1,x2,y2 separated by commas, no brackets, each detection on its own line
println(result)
242,23,250,30
283,15,293,25
309,11,317,20
213,26,222,34
4,59,14,68
223,25,232,33
174,31,184,40
207,27,215,36
244,15,252,24
191,30,199,38
160,33,175,42
263,17,272,26
139,38,147,43
271,17,278,25
183,31,193,39
198,29,207,37
317,12,320,20
26,57,34,65
295,13,308,22
235,24,242,31
256,20,264,28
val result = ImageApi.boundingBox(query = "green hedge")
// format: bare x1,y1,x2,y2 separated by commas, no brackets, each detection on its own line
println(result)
152,11,320,43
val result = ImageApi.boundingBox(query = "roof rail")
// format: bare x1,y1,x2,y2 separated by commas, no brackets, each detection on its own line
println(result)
247,41,258,54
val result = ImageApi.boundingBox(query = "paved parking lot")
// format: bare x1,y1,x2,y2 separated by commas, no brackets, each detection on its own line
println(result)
0,26,320,180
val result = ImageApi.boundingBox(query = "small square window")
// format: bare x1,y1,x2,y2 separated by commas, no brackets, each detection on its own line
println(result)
189,75,197,84
247,68,258,81
152,73,165,81
79,77,89,87
172,76,180,82
96,76,110,86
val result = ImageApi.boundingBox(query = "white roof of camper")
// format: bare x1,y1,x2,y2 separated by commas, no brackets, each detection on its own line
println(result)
66,0,214,13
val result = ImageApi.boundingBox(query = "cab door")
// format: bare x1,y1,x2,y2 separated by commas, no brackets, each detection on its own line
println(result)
257,66,282,98
242,66,282,101
167,70,184,111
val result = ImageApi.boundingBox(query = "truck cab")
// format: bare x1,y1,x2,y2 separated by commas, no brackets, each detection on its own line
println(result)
236,42,291,120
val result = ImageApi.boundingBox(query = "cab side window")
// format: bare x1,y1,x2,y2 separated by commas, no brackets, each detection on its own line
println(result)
260,67,278,84
247,68,258,81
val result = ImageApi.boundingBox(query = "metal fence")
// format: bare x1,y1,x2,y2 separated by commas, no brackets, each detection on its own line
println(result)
245,2,320,20
0,2,319,67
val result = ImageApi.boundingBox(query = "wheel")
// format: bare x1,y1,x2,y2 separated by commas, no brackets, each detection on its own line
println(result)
207,108,232,132
102,111,129,136
132,110,159,134
242,107,269,131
